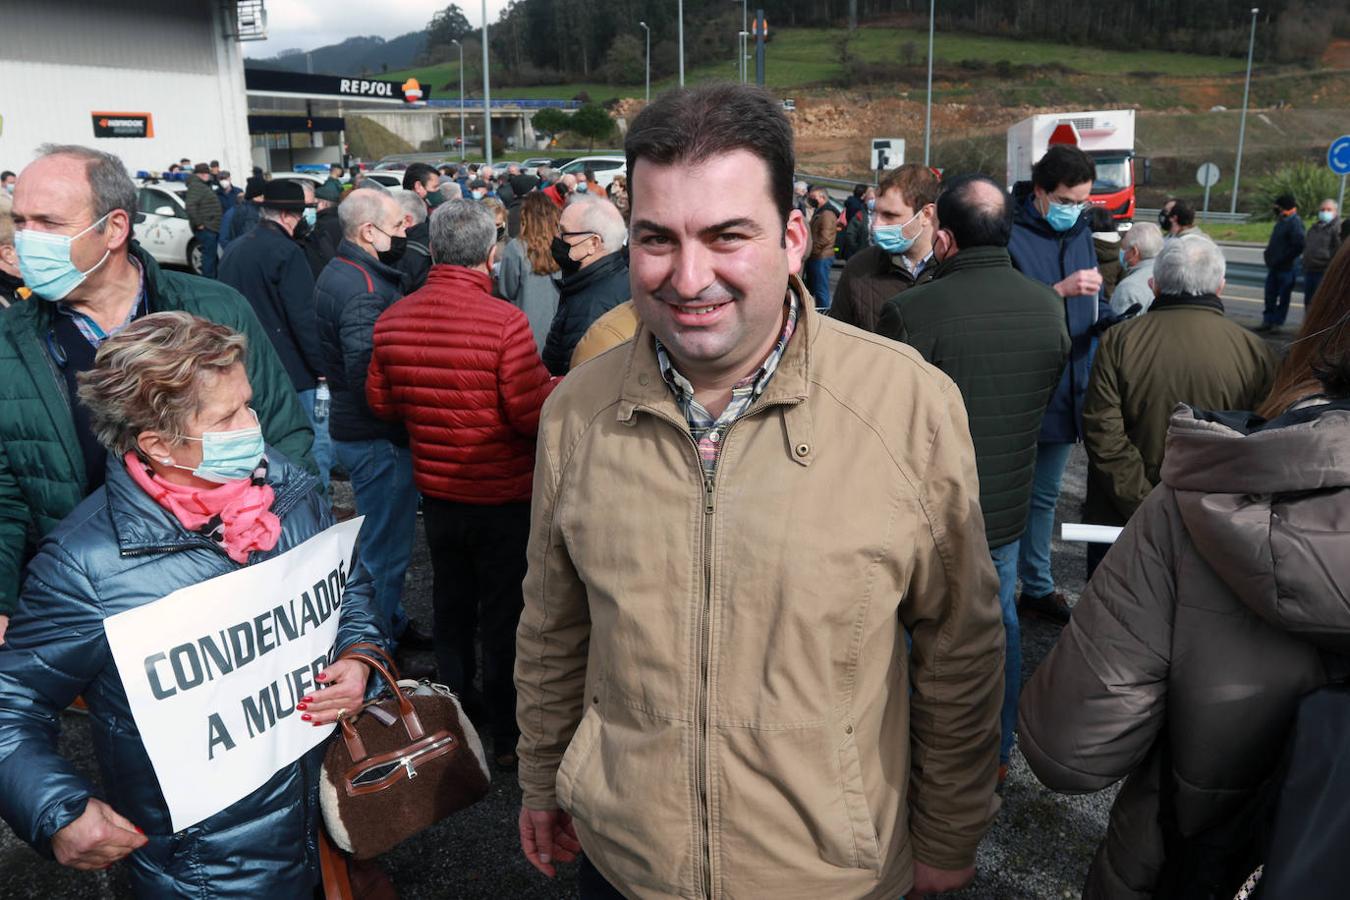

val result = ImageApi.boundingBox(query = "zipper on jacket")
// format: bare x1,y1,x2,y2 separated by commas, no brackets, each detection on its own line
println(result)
696,470,715,898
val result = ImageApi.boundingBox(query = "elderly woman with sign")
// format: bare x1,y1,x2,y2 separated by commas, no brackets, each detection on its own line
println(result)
0,312,387,897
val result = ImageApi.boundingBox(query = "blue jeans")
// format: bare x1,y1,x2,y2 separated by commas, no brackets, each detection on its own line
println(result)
990,540,1021,764
333,438,416,639
1264,266,1297,326
805,258,833,310
197,228,219,279
1017,441,1073,599
1304,269,1325,310
296,388,333,492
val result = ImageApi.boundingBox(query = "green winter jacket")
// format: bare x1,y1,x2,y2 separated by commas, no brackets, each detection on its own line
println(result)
0,243,314,615
877,246,1070,548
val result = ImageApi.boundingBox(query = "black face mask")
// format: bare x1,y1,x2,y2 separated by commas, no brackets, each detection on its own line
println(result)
807,196,820,209
1157,211,1171,229
291,217,312,241
496,224,507,243
378,234,407,265
557,181,571,197
551,236,583,275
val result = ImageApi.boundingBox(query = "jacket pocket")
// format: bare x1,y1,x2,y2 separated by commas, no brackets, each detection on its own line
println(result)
555,704,602,816
835,729,881,872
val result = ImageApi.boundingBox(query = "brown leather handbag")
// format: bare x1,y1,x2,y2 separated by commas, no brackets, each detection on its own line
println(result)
319,642,491,860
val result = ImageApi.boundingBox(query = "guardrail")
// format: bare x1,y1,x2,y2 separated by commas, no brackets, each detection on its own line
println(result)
1137,207,1251,225
425,98,582,110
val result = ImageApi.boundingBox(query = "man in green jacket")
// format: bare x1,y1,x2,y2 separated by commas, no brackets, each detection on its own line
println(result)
1082,234,1276,575
878,173,1070,784
184,162,223,279
0,144,314,642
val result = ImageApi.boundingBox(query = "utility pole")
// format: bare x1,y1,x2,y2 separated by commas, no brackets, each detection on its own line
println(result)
923,0,935,165
452,39,465,161
482,0,492,167
848,0,857,31
1232,7,1259,214
754,9,765,86
639,22,650,102
678,0,685,86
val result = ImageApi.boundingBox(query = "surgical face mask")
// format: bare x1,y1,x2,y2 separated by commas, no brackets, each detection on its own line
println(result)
15,212,114,301
170,409,265,484
1119,248,1129,270
1044,199,1085,233
871,210,922,256
575,183,588,193
219,180,231,191
866,199,876,212
426,190,446,208
1320,210,1337,224
368,224,407,265
303,208,317,227
471,189,486,201
3,182,13,195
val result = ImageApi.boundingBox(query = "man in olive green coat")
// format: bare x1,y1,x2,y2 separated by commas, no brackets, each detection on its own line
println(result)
0,145,314,642
878,174,1070,781
1082,234,1276,575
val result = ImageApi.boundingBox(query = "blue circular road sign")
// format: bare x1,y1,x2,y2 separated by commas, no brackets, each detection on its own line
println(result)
1330,135,1350,176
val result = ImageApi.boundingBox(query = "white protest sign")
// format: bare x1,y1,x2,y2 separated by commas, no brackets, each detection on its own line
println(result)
103,517,364,831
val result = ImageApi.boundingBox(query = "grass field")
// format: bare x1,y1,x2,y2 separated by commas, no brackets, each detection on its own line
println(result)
384,25,1252,102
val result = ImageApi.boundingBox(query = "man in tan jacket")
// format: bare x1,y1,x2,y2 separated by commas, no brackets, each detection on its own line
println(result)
515,83,1004,900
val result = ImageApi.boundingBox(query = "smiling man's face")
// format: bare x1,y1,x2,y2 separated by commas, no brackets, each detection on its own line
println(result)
628,149,808,386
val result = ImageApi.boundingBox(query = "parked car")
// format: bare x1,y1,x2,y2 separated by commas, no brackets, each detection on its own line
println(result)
357,171,402,188
556,155,626,188
133,181,205,275
269,171,326,189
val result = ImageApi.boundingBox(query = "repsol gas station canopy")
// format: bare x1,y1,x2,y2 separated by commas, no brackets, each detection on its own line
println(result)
244,68,431,105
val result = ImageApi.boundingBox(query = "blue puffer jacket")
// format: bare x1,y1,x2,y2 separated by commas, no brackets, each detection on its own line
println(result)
0,451,387,898
1007,183,1112,443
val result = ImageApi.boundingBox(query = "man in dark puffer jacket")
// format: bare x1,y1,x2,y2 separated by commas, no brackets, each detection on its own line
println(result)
368,199,556,765
542,195,630,375
878,174,1069,786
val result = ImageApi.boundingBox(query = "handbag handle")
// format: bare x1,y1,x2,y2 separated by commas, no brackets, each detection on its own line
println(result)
332,641,425,761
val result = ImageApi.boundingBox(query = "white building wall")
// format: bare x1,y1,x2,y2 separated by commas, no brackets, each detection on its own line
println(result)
0,0,252,177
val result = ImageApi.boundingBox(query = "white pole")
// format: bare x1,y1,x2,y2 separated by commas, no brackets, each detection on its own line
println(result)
924,0,935,166
482,0,492,167
1231,7,1258,215
678,0,685,86
452,40,465,161
640,22,650,102
742,0,748,83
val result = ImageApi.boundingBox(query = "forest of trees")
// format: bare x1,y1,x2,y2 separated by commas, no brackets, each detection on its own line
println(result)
427,0,1344,86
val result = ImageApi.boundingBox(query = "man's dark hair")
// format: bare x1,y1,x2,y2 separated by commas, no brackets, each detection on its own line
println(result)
852,183,868,198
402,163,438,191
209,160,220,168
626,83,794,224
1031,145,1096,193
1275,193,1297,211
0,171,14,181
330,163,344,174
936,174,1012,250
583,166,597,183
1087,204,1115,233
1171,199,1195,226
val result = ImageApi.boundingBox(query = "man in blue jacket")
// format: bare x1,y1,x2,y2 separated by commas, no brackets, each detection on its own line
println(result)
1007,144,1110,624
1256,193,1306,332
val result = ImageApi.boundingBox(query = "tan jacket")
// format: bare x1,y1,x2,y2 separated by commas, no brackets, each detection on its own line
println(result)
570,300,639,370
516,284,1004,899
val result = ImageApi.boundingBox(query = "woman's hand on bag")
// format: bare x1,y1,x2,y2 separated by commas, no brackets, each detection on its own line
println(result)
298,659,370,725
51,797,148,869
519,806,580,877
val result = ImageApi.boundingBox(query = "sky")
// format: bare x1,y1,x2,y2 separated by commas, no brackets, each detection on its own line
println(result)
245,0,513,57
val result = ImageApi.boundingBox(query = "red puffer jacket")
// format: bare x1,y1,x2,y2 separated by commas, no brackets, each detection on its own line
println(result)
367,265,557,504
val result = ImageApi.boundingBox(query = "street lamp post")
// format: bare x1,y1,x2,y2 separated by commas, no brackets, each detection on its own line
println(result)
678,0,685,86
1231,7,1259,214
482,0,492,167
738,32,749,83
924,0,934,166
451,39,465,161
639,21,650,102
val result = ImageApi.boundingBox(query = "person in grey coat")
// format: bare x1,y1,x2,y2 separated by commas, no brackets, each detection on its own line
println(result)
1109,221,1163,317
497,192,562,352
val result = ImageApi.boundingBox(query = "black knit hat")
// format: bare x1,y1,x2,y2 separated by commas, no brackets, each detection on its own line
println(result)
244,176,267,199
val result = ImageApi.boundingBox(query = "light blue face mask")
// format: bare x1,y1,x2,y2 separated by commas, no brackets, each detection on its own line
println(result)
303,208,317,227
1320,210,1337,224
871,210,922,255
169,409,266,484
15,212,113,301
471,189,486,200
1119,248,1129,271
1043,199,1085,233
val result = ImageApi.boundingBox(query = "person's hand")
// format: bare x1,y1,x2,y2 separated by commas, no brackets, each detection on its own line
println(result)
297,659,369,726
1054,268,1104,298
907,861,976,897
518,806,581,877
51,798,147,870
0,614,8,646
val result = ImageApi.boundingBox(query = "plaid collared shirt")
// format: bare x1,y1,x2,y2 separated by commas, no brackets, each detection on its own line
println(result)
655,293,800,479
55,255,147,347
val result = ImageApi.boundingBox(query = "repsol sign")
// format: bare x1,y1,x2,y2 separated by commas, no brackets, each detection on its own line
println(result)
338,78,395,97
243,68,431,104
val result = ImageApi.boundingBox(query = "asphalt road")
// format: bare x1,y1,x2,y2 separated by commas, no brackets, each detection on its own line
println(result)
0,255,1297,900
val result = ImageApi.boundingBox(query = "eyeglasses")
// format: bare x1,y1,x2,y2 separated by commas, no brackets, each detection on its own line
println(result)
558,229,597,241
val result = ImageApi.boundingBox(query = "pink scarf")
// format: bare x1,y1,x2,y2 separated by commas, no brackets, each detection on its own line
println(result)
123,452,282,564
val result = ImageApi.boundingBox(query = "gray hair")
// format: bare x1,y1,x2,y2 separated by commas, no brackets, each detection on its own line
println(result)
0,193,13,247
537,165,555,181
1152,233,1225,296
1121,221,1163,260
76,311,248,456
390,188,427,226
36,144,137,233
338,188,395,240
565,194,627,253
438,181,462,201
428,199,496,267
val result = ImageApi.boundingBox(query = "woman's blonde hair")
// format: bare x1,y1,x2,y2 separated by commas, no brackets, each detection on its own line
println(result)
77,311,249,456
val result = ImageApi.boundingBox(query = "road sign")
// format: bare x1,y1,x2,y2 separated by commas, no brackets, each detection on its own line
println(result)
1329,135,1350,175
1196,163,1221,187
871,138,905,172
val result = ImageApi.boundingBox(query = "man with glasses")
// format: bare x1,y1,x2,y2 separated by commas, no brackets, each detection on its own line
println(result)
1007,144,1110,627
540,194,630,375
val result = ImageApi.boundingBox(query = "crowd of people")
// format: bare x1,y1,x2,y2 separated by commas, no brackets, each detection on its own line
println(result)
1,81,1349,900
